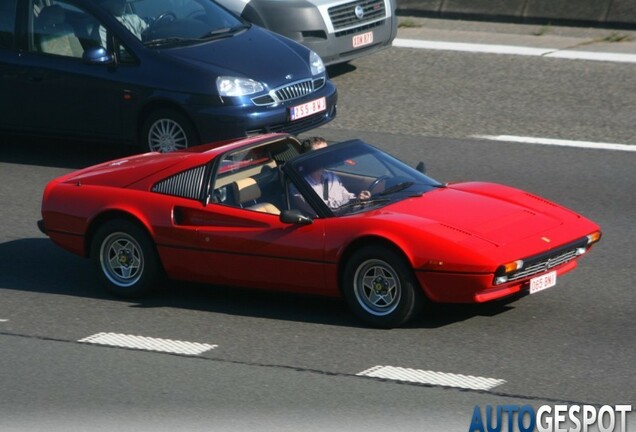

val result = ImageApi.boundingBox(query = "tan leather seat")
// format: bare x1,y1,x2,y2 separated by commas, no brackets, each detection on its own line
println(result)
233,178,280,215
36,5,84,58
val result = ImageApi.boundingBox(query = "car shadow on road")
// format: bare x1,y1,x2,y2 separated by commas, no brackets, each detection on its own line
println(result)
327,62,357,78
0,135,136,169
0,238,519,329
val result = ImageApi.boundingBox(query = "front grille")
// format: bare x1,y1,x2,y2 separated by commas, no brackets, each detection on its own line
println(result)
499,237,588,283
275,80,313,102
328,0,386,31
251,78,325,106
334,20,385,38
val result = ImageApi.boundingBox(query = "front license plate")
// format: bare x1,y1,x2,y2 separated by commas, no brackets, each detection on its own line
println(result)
529,271,557,294
353,31,374,48
290,97,326,121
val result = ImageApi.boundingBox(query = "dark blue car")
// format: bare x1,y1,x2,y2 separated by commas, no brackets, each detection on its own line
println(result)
0,0,337,151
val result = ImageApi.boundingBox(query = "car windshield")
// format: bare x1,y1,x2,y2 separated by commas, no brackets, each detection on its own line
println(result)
97,0,247,47
289,140,443,216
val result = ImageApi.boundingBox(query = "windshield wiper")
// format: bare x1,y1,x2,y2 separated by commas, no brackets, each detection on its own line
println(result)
336,197,390,213
144,37,196,47
200,25,249,40
378,181,414,196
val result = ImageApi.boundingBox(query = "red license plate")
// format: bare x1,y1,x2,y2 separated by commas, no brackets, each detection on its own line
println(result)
353,31,374,48
290,97,326,121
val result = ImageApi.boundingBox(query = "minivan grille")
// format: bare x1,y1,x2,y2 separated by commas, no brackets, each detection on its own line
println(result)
252,78,324,106
328,0,386,31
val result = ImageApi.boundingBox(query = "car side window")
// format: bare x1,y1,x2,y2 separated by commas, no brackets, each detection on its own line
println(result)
209,140,303,215
210,147,284,215
0,0,17,49
29,0,100,58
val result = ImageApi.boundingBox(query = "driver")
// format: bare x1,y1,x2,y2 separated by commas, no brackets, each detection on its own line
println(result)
300,137,370,209
99,0,148,45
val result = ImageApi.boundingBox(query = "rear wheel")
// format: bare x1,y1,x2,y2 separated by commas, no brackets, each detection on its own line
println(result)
91,219,163,298
343,246,423,328
141,109,199,152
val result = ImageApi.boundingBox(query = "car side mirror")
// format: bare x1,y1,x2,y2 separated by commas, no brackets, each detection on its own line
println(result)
280,210,313,225
415,161,426,174
83,47,114,65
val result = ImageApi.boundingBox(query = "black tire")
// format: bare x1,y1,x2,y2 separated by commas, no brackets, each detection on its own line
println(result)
141,108,199,152
90,219,164,299
342,246,423,328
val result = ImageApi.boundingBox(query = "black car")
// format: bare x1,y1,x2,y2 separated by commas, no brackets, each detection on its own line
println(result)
0,0,337,151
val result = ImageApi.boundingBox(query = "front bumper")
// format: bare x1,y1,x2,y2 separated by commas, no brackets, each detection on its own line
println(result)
188,80,337,143
416,259,579,304
302,18,398,66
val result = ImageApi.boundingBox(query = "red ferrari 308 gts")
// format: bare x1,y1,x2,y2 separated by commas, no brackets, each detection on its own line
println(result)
39,133,601,327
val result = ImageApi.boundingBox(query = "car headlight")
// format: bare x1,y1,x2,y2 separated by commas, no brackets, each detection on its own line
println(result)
309,51,325,75
216,76,264,97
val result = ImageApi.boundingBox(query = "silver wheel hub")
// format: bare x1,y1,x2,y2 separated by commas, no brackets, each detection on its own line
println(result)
148,118,188,152
354,259,401,316
100,232,144,288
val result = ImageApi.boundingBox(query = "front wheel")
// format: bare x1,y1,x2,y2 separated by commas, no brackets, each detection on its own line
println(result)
91,219,164,298
141,109,199,152
343,246,423,328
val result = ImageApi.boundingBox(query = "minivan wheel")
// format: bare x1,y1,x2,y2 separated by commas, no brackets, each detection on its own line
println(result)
142,109,199,152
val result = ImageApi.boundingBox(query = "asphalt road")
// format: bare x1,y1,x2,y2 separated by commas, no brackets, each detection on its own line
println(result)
1,20,635,432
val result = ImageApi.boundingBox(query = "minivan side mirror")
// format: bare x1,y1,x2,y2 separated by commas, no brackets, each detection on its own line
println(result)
415,161,426,174
83,47,114,65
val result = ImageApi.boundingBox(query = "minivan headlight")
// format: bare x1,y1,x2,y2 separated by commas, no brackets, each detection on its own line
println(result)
216,76,264,96
309,51,325,75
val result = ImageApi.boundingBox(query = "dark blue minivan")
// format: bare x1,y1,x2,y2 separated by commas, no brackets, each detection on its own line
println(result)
0,0,337,151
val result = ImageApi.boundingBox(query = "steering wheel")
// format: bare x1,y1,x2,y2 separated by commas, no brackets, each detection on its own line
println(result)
368,175,391,194
149,11,177,30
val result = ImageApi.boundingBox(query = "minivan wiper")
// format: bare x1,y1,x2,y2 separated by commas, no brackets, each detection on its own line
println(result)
144,37,197,47
200,24,249,40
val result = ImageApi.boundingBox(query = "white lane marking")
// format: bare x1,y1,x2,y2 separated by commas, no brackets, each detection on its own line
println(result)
475,135,636,152
393,38,636,64
394,39,550,56
357,365,506,391
0,319,8,322
78,333,217,356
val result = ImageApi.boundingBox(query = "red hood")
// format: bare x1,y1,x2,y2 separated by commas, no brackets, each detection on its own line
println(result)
383,184,570,247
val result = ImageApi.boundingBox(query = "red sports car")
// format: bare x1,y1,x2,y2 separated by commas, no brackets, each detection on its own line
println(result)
39,133,601,327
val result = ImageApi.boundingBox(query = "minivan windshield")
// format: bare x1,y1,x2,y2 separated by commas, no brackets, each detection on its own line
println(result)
97,0,247,46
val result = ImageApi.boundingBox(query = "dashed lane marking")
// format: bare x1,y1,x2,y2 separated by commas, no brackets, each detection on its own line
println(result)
393,39,636,64
78,332,217,356
357,365,506,391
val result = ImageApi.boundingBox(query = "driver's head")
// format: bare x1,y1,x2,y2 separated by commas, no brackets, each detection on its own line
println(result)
99,0,126,17
301,136,327,153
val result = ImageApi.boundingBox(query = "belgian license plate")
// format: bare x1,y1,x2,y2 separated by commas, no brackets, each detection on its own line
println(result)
529,271,557,294
290,97,326,121
353,31,374,48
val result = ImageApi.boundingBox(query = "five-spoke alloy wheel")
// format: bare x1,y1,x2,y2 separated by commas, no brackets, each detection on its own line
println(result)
343,246,423,328
91,219,163,298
